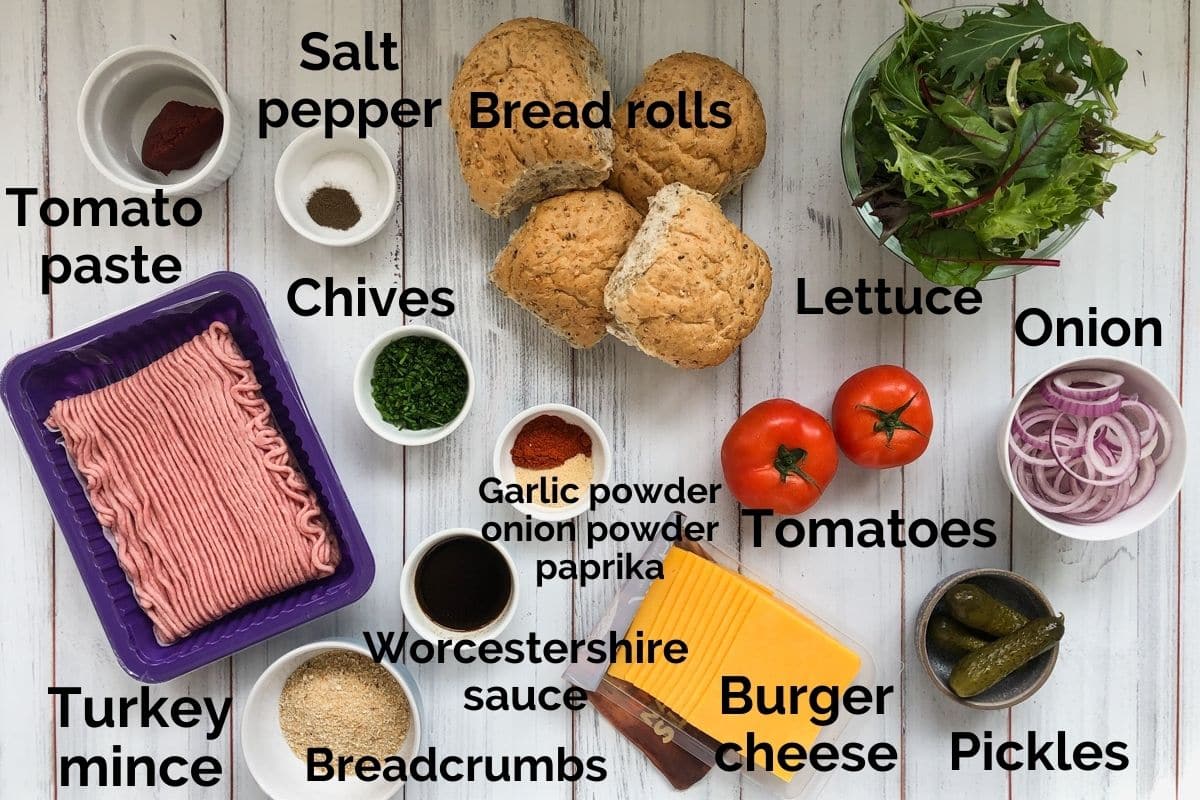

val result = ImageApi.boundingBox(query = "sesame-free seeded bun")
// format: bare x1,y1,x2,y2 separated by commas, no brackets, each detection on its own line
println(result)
490,189,643,348
605,183,771,369
449,18,613,217
608,52,767,212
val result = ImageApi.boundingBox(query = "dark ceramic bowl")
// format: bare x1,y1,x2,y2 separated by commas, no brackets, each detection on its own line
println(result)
916,568,1059,710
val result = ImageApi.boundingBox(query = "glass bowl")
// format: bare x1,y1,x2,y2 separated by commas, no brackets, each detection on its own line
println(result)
839,5,1086,282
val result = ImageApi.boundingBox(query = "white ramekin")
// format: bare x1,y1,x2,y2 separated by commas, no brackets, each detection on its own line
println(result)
998,356,1187,541
274,130,397,247
399,528,519,644
242,638,422,800
353,325,475,446
492,403,611,522
77,45,243,196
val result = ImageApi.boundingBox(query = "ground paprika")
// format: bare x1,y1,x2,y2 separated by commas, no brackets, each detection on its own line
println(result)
510,415,592,469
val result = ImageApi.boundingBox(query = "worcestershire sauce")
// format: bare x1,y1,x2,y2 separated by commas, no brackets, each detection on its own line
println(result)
415,535,512,631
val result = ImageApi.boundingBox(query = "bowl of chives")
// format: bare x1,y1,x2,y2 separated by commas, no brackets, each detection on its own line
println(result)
353,325,474,446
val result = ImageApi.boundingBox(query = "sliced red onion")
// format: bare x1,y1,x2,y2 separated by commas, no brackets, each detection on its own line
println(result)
1151,407,1172,467
1049,415,1130,487
1127,457,1156,506
1033,464,1078,503
1012,408,1085,455
1012,443,1060,468
1008,368,1173,524
1051,370,1125,400
1014,457,1097,514
1120,399,1158,445
1084,417,1136,478
1030,461,1105,514
1073,481,1130,523
1140,432,1160,460
1040,380,1122,417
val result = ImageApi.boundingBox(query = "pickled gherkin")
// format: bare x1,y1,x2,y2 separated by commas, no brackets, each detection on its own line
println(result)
945,583,1028,636
928,615,991,656
949,615,1065,698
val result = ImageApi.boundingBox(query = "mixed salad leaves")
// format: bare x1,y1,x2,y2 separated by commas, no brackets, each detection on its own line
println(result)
851,0,1161,286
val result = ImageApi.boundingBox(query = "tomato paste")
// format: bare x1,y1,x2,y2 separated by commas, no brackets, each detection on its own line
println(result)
140,100,223,175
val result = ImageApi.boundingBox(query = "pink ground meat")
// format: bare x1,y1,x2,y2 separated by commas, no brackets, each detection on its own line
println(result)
45,321,340,644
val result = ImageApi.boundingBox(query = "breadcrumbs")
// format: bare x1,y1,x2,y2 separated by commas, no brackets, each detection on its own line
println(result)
278,650,411,762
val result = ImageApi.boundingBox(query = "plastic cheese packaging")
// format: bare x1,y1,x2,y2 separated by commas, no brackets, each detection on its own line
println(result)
568,540,877,798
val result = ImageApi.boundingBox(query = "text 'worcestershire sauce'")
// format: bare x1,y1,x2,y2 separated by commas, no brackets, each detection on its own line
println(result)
414,535,513,631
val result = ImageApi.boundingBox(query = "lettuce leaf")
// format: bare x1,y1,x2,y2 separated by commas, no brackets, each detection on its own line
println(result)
936,1,1074,85
932,96,1011,160
936,0,1123,103
871,93,977,202
902,229,999,286
1002,101,1083,184
965,152,1116,251
878,45,928,121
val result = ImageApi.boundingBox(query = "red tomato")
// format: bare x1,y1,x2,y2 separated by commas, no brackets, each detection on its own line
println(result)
721,399,839,515
832,365,933,469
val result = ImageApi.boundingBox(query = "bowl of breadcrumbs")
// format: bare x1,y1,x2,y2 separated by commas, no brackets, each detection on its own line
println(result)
242,640,422,799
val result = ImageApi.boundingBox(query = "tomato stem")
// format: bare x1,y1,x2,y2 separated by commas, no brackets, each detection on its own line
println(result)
773,444,819,487
856,394,928,448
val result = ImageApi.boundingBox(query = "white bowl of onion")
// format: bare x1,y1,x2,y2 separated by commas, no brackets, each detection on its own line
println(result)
999,357,1186,541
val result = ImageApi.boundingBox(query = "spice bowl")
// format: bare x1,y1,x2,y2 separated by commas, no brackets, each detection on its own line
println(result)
492,403,611,522
242,638,423,800
353,324,474,446
916,569,1059,710
998,356,1187,541
77,45,243,196
400,528,520,643
275,129,397,246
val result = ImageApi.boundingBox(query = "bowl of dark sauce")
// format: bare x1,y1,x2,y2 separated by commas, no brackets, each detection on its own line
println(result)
401,528,518,642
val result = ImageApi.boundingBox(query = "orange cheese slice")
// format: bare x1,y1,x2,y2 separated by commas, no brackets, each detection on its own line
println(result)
608,547,862,780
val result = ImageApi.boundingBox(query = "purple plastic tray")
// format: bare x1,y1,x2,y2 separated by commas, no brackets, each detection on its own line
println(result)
1,271,374,683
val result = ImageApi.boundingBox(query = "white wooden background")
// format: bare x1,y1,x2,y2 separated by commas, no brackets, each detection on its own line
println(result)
0,0,1194,798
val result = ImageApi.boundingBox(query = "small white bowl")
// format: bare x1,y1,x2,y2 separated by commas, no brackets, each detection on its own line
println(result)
354,325,474,446
399,528,519,643
998,356,1187,541
275,130,397,246
77,45,243,196
242,639,422,800
492,403,611,522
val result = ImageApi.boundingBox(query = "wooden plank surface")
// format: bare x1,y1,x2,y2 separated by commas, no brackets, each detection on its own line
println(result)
40,2,231,798
739,2,905,798
570,3,745,797
1007,1,1189,798
897,6,1018,795
400,4,577,800
222,2,406,798
0,1,1193,799
0,0,54,797
1175,2,1197,798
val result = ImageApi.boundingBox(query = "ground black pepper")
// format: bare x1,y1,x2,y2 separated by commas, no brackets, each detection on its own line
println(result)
306,186,362,230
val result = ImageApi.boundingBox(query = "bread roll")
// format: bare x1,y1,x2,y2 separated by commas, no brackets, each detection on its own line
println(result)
491,189,642,348
608,53,766,212
605,183,771,369
449,19,613,217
